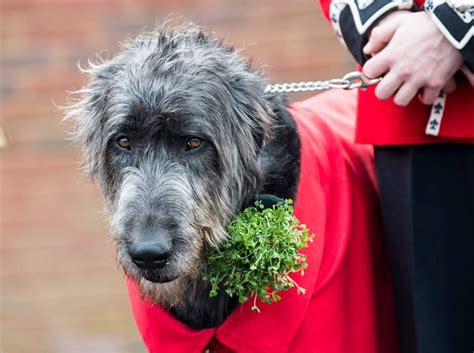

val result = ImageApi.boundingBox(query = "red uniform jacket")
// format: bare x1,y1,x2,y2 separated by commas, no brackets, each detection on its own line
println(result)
127,89,399,353
319,0,474,145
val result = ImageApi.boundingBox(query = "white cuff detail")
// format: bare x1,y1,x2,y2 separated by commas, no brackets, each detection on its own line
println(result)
331,0,414,35
424,0,473,49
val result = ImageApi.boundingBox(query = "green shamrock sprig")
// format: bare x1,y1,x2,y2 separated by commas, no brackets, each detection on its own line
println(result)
202,199,313,312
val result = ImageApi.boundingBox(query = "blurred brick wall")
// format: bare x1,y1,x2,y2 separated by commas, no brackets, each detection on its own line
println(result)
0,1,353,352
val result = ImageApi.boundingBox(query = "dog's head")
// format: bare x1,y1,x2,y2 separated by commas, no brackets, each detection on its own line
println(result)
66,24,274,303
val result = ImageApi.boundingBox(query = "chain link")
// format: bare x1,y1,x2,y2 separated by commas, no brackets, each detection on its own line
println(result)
264,71,382,94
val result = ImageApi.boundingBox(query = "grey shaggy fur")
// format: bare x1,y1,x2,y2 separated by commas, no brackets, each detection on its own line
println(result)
66,23,301,329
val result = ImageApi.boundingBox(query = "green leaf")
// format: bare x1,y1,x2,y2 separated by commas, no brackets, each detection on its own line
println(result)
202,199,314,312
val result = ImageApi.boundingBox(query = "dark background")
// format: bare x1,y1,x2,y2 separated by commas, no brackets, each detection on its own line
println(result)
0,1,352,352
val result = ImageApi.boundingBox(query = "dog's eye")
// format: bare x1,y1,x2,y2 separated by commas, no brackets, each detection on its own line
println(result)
116,136,131,150
187,138,202,151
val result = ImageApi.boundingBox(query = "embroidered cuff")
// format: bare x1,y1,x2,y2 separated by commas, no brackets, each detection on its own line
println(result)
425,0,474,70
330,0,414,64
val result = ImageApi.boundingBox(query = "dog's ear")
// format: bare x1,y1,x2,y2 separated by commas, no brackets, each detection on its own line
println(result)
228,80,273,153
65,57,118,177
263,91,290,132
252,101,271,151
214,75,274,204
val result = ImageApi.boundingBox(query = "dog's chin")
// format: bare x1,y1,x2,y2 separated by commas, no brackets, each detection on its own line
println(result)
142,271,179,284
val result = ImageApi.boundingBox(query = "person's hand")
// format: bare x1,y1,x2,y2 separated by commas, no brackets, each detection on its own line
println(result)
362,11,463,106
460,65,474,87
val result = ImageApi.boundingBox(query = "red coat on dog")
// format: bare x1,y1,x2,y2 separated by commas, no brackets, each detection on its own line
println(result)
127,89,399,353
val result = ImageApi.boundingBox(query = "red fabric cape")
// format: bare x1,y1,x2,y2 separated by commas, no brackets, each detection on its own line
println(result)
127,89,399,353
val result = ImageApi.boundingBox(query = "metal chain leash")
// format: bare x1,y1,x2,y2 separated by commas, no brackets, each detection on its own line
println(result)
264,71,382,94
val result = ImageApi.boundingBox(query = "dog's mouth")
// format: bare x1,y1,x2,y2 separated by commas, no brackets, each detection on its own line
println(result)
142,270,179,283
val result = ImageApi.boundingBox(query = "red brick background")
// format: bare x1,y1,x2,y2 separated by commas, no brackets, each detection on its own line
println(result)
0,1,353,352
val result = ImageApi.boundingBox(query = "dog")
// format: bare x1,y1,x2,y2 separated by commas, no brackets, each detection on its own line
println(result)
67,24,399,353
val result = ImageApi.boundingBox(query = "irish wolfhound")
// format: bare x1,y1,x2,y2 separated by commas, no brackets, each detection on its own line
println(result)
66,24,300,330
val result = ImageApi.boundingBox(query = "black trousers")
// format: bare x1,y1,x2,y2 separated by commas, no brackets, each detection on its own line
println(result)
375,144,474,353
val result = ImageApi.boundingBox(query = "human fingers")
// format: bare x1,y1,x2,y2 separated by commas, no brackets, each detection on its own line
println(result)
418,87,441,105
417,77,455,105
393,81,420,106
363,10,412,55
443,77,457,94
374,70,403,100
460,65,474,86
363,51,392,80
363,21,398,56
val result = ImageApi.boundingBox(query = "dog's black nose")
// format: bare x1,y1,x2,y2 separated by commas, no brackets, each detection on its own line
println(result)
129,242,171,270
